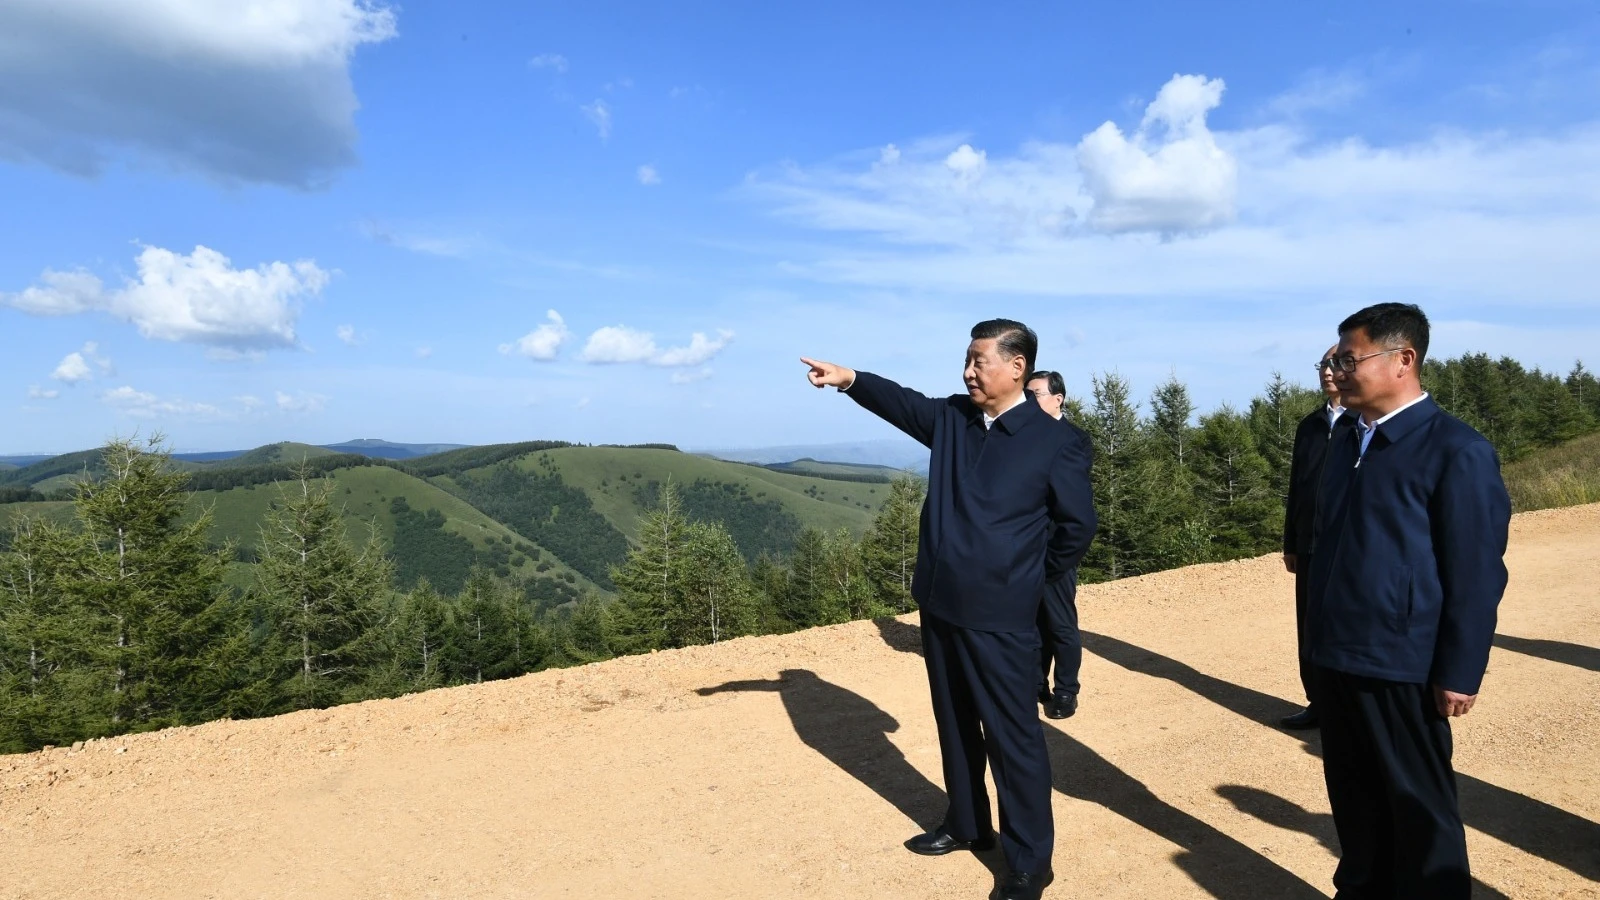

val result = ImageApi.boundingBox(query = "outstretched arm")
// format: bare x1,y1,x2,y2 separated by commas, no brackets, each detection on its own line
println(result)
800,357,941,448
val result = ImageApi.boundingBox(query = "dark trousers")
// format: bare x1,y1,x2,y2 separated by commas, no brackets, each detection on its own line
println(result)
1036,570,1081,698
1314,666,1470,899
921,612,1054,876
1294,557,1315,706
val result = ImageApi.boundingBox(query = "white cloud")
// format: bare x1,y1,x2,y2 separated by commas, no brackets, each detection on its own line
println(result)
1076,74,1237,234
582,99,612,140
0,0,398,186
235,394,263,410
498,310,571,360
528,53,568,74
878,144,901,166
275,390,327,413
415,345,433,359
637,164,660,186
27,385,59,400
945,144,987,179
2,244,328,350
336,324,361,345
48,341,111,384
742,74,1600,307
101,384,224,419
581,326,735,368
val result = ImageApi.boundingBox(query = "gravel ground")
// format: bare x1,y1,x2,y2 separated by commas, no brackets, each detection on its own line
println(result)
3,504,1597,899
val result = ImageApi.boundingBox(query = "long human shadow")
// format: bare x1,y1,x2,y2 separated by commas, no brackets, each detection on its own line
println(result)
875,618,1322,898
1083,630,1600,884
1493,633,1600,673
1216,785,1511,899
696,668,1007,889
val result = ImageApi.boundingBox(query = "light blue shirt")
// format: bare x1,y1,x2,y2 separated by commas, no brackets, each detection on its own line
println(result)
1355,392,1430,460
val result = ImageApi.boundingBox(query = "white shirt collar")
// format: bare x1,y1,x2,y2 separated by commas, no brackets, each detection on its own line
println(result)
982,393,1029,430
1359,392,1429,430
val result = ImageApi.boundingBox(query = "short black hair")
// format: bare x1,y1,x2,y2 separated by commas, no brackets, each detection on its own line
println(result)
1338,303,1430,365
970,318,1038,378
1028,369,1066,398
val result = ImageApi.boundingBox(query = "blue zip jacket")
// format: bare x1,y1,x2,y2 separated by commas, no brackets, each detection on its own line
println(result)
1307,396,1511,693
844,371,1097,632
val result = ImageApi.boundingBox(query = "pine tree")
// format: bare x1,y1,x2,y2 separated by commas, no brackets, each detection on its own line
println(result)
1193,405,1277,557
68,436,233,732
454,569,521,683
671,521,759,645
0,518,79,751
550,595,611,665
821,527,871,622
386,579,455,692
859,475,923,614
780,527,832,628
1149,372,1197,469
608,481,690,653
1082,372,1148,581
1568,361,1600,422
1248,371,1321,504
255,473,393,711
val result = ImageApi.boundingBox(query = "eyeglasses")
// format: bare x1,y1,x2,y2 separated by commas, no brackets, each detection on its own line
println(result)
1314,348,1407,374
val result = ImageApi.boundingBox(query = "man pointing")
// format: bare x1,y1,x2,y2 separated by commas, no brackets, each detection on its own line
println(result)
802,319,1096,900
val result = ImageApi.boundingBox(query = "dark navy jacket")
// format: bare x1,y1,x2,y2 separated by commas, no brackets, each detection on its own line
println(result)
845,371,1097,633
1283,405,1355,557
1307,397,1511,693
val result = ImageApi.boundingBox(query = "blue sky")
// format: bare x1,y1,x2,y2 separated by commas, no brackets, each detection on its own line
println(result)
2,0,1598,453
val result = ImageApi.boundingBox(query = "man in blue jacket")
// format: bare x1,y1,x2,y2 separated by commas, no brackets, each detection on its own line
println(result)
1026,368,1087,721
802,319,1096,900
1308,303,1511,898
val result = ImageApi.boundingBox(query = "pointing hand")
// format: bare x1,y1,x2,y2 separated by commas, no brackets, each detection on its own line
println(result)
801,357,856,390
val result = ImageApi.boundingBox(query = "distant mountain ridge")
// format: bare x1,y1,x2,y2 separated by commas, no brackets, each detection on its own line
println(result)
695,439,929,473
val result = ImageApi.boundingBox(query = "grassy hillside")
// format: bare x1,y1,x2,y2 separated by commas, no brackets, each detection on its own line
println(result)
224,442,341,467
0,462,16,472
762,458,909,480
1504,431,1600,512
192,465,600,600
536,446,884,539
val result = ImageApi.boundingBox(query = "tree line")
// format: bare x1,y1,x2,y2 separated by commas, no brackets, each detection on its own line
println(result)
3,351,1595,752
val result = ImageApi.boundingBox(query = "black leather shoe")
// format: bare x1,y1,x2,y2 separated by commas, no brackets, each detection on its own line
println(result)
998,868,1054,900
1280,707,1319,729
1044,694,1077,720
1037,687,1053,706
903,829,995,856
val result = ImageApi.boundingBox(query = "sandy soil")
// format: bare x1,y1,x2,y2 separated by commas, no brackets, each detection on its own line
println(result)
3,505,1597,899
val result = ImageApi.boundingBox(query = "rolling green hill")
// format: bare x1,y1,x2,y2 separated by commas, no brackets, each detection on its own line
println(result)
0,462,16,472
192,465,600,602
224,441,342,467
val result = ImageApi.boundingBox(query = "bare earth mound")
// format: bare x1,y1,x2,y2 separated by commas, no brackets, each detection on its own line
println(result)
4,506,1598,899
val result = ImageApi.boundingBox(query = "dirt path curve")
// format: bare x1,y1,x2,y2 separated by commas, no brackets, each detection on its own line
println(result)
4,505,1598,899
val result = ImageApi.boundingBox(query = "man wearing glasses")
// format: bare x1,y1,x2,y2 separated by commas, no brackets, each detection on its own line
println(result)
1026,369,1086,721
1307,303,1511,898
1278,345,1351,730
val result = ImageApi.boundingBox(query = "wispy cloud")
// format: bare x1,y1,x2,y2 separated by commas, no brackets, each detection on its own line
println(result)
637,164,661,186
528,53,568,74
275,391,327,413
335,324,364,346
360,220,475,258
582,99,612,141
101,385,227,420
27,385,59,400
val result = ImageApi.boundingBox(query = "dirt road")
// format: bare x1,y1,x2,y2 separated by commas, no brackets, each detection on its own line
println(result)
4,505,1597,899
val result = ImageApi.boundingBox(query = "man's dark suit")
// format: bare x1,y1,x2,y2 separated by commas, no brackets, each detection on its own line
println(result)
1307,396,1510,897
1282,404,1350,706
1039,416,1091,701
844,372,1096,876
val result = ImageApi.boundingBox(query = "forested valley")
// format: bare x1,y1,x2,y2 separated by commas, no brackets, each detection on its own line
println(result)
2,352,1597,753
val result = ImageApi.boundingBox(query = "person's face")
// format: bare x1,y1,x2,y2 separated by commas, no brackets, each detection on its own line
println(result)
1319,345,1340,400
964,338,1025,408
1332,327,1416,414
1026,377,1064,418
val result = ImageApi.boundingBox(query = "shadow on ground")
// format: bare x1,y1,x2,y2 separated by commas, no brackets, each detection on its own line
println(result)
1082,629,1600,886
1492,633,1600,673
